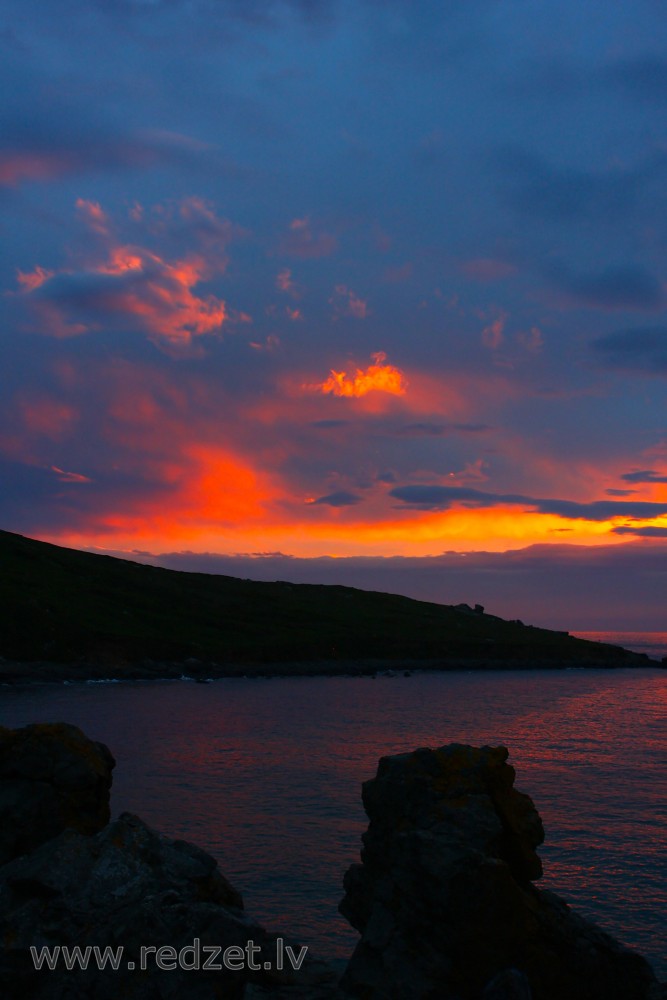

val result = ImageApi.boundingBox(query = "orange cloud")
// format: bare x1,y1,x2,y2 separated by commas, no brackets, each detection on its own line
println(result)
315,353,406,398
19,245,227,347
14,199,238,349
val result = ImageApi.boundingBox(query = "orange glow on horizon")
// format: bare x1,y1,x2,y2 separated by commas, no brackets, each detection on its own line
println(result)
96,445,277,540
41,488,667,561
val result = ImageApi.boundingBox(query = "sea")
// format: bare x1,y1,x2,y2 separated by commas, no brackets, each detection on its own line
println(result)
0,633,665,979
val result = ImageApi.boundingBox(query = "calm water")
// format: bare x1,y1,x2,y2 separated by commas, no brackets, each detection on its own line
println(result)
0,668,665,977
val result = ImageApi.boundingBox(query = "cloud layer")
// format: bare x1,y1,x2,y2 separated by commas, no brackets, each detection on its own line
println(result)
2,0,667,628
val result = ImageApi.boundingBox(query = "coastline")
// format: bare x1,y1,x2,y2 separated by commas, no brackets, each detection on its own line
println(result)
0,651,662,686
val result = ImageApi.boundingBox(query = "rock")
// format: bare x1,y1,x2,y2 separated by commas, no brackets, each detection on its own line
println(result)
0,811,256,997
0,811,338,999
0,723,114,865
339,743,661,1000
0,724,341,999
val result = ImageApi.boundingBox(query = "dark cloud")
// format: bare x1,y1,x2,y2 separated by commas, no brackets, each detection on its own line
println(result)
621,469,667,483
309,419,350,429
613,526,667,537
591,327,667,372
389,484,667,521
495,148,640,223
398,422,492,436
550,264,664,311
308,490,363,507
605,488,637,496
534,497,667,520
390,485,504,509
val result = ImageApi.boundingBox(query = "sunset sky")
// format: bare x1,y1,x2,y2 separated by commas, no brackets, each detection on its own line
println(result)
2,0,667,628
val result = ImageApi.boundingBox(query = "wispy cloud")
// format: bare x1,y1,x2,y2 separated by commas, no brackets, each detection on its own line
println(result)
330,284,369,319
0,124,209,187
280,216,338,259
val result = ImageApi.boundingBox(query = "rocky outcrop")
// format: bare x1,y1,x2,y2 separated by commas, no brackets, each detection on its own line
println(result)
0,812,248,998
0,726,340,1000
0,723,114,865
339,743,662,1000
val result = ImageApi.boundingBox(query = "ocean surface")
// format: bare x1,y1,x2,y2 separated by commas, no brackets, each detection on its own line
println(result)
0,664,665,978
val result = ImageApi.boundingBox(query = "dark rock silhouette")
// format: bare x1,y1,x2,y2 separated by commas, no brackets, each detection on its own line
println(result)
0,723,114,865
0,725,339,1000
339,743,662,1000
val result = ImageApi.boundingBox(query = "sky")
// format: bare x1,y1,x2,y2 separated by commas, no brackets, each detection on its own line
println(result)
2,0,667,628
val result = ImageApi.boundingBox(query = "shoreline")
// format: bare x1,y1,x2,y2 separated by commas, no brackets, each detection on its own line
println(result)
0,653,663,686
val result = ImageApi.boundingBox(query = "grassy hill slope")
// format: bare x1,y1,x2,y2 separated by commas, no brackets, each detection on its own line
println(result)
0,529,654,678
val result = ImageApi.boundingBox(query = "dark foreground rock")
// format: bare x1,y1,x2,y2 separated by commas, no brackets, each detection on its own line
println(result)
339,743,663,1000
0,810,342,999
0,722,114,865
0,725,341,1000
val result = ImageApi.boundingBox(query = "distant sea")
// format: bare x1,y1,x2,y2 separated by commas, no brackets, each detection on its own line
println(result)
572,631,667,661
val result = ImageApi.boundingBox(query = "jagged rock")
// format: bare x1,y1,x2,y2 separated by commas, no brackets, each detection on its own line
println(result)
0,810,341,999
0,812,251,997
0,723,114,865
0,724,342,999
339,743,661,1000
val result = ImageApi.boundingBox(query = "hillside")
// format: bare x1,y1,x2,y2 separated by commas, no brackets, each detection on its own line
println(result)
0,529,656,680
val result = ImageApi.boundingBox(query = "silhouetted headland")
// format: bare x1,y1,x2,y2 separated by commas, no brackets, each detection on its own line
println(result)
0,529,661,684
